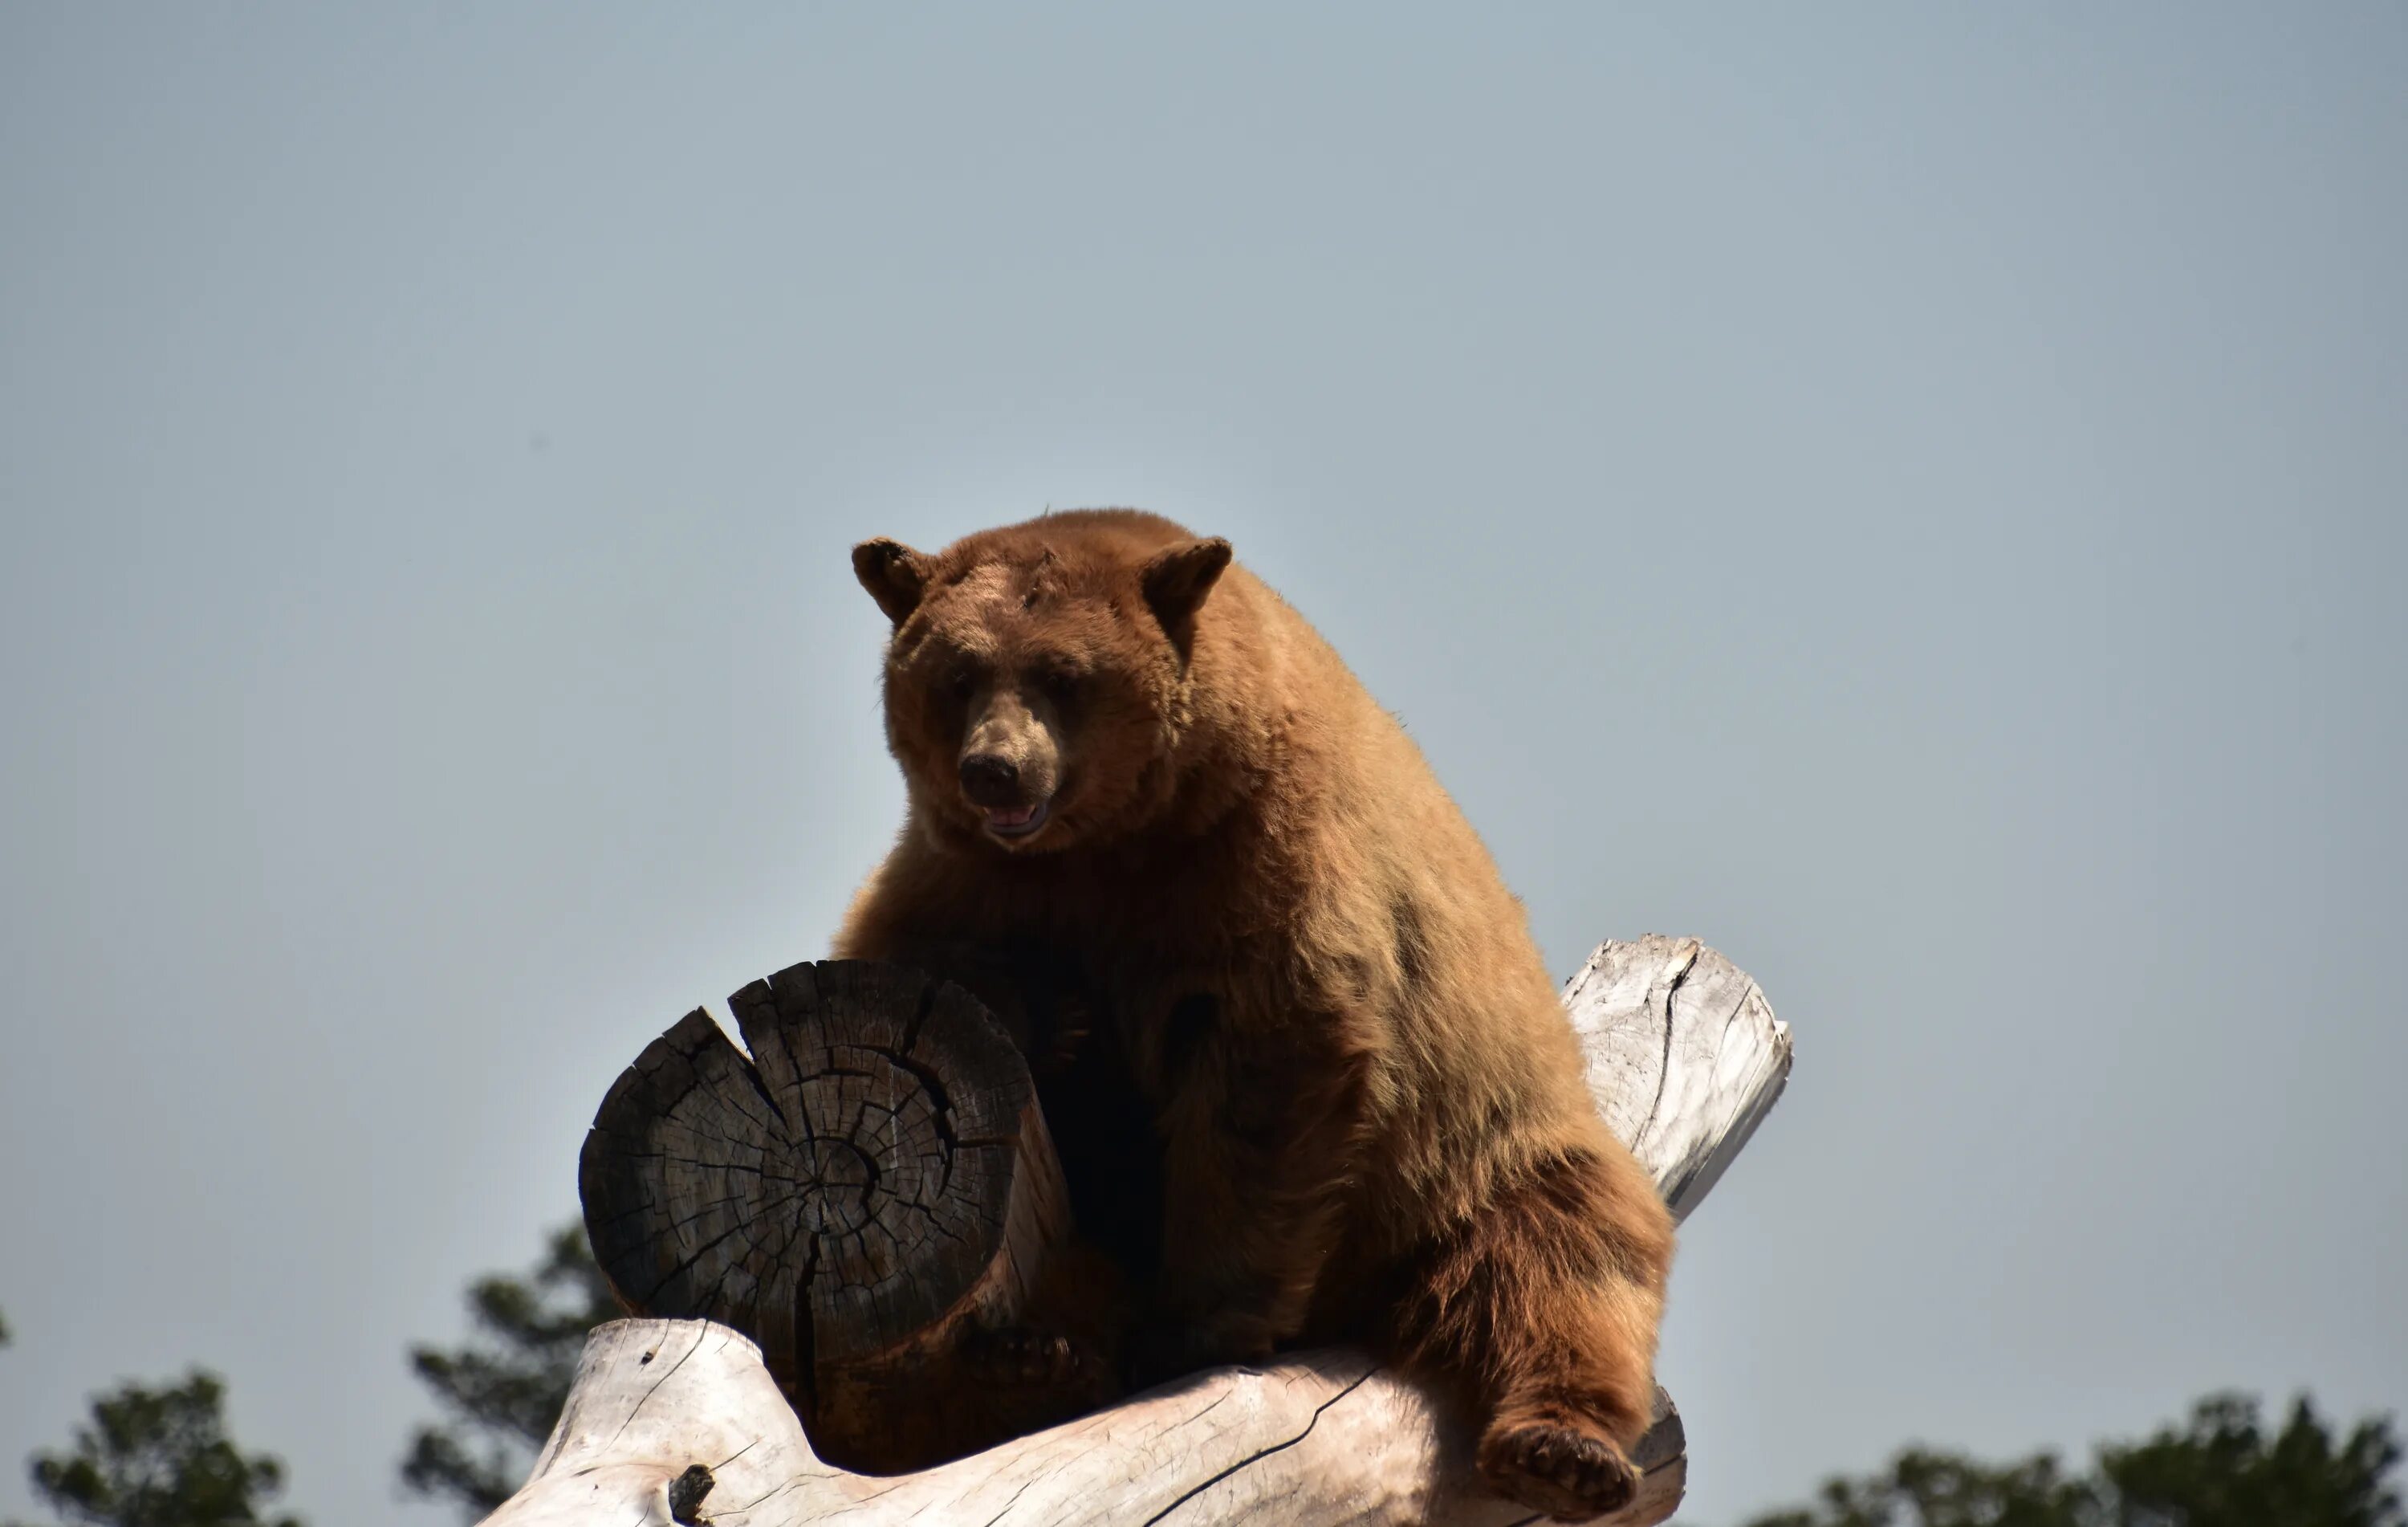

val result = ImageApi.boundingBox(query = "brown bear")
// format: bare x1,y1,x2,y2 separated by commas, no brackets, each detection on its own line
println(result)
834,509,1674,1520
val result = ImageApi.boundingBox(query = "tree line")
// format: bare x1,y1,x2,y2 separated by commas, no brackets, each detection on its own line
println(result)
2,1228,2400,1526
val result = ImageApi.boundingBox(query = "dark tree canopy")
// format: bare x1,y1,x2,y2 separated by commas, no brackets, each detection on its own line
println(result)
8,1370,300,1527
2096,1395,2403,1527
1745,1392,2402,1527
399,1223,620,1519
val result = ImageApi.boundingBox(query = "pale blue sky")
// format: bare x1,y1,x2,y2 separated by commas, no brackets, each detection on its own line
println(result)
2,6,2402,1523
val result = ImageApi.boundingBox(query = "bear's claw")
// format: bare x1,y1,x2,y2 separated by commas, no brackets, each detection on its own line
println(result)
962,1324,1086,1387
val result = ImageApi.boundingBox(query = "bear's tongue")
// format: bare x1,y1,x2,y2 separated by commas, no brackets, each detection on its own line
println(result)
984,800,1047,836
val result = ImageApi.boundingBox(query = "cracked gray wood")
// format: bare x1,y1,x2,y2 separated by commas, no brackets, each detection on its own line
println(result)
580,959,1089,1469
509,935,1791,1525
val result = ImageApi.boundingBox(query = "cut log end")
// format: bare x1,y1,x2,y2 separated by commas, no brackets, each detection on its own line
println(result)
579,959,1082,1469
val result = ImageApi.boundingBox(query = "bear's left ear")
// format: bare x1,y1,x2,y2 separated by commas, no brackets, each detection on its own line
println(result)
1141,537,1232,633
852,538,930,626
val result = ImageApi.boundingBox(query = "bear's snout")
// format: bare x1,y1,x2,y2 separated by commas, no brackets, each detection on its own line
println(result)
959,752,1022,806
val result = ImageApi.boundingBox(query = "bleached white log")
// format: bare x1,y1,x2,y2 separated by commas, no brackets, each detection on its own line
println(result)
487,937,1791,1527
1565,935,1794,1224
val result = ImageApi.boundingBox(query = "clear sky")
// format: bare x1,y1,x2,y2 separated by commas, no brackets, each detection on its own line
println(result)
2,6,2402,1524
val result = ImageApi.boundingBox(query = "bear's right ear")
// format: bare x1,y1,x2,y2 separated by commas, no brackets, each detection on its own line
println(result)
852,539,930,626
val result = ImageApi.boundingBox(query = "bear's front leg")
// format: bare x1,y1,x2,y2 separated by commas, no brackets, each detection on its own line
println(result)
1129,1011,1374,1387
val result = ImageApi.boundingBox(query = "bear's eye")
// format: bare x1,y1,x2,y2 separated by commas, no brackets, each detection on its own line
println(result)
945,663,982,701
1032,664,1082,706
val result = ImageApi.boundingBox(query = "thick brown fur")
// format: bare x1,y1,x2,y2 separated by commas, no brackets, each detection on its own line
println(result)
835,510,1675,1521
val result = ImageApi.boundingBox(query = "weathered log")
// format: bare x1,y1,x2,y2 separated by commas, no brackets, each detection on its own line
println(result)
521,935,1791,1525
1565,935,1792,1224
487,1325,1683,1527
580,959,1096,1470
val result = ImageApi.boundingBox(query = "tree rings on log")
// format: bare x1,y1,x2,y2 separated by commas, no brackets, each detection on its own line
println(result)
580,959,1087,1471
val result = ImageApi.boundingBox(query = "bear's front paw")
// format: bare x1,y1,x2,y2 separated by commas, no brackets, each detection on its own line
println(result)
1121,1317,1272,1390
1477,1415,1639,1522
961,1322,1091,1388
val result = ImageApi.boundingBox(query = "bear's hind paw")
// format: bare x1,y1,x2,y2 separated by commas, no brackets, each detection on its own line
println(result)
1476,1415,1639,1522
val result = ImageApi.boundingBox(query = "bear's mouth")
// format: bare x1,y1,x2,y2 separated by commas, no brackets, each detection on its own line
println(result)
982,799,1051,839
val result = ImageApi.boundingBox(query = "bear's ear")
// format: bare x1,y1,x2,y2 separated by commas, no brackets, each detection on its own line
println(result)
1140,536,1232,634
852,538,930,626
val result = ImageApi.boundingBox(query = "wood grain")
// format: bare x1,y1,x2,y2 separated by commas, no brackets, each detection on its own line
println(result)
580,959,1084,1469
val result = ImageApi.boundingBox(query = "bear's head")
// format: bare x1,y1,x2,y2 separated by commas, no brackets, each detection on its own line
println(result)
852,512,1233,853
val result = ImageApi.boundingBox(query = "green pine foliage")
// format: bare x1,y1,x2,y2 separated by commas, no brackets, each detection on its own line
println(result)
8,1370,300,1527
1745,1392,2402,1527
398,1223,621,1519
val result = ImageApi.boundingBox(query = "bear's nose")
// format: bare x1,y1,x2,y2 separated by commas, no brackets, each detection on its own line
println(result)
959,752,1021,805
